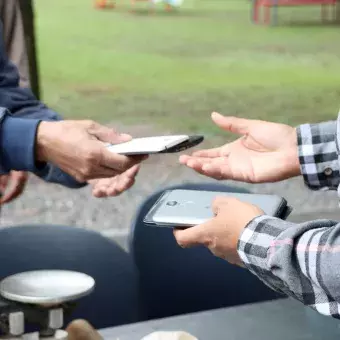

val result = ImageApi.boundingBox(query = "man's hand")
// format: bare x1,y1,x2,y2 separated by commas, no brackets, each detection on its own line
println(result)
88,164,140,197
180,112,300,183
173,197,263,265
0,171,28,205
36,120,146,183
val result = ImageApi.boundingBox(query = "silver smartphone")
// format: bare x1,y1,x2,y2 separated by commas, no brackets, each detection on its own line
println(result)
143,189,291,228
105,135,204,155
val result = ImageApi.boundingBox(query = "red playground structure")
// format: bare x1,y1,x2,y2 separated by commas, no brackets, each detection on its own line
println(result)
252,0,337,25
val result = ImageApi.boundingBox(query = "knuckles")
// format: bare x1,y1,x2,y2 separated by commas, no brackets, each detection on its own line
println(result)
84,149,100,165
15,172,28,181
83,120,97,130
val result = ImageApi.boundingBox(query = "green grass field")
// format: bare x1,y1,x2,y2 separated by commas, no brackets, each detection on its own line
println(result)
34,0,340,137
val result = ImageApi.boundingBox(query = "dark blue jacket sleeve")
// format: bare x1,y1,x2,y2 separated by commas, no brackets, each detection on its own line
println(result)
0,23,85,188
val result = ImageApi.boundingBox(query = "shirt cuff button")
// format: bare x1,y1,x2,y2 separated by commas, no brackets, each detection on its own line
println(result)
324,167,333,176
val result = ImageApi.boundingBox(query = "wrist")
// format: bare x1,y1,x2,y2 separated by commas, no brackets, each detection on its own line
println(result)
241,208,264,234
292,127,302,176
284,148,301,178
36,121,55,162
281,127,301,179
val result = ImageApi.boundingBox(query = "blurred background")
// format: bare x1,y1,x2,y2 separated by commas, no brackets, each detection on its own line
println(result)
2,0,340,237
33,0,340,134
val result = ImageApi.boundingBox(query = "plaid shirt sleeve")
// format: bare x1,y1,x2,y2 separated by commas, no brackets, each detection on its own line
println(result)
237,114,340,318
238,216,340,318
297,120,339,190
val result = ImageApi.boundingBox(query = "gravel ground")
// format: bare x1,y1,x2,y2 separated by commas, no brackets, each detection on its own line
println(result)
1,154,339,232
1,124,339,231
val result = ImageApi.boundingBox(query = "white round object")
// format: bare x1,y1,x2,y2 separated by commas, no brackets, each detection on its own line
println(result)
48,330,68,339
141,331,198,340
0,270,95,305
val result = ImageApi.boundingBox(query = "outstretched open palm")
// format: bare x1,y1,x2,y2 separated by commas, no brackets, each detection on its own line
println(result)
180,112,301,183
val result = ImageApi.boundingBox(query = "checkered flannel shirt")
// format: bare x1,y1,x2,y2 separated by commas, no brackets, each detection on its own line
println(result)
237,113,340,318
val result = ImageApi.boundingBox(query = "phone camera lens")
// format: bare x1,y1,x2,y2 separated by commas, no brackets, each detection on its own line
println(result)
166,201,178,206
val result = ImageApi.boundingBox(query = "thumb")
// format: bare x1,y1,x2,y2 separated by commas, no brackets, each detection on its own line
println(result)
110,132,132,144
88,123,132,144
0,175,9,191
211,112,253,135
173,222,211,248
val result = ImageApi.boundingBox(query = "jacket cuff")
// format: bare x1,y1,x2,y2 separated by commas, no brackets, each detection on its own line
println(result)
1,114,47,173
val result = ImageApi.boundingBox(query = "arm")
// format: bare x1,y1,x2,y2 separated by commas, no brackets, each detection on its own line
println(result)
238,216,340,318
174,194,340,318
176,112,340,315
237,117,340,316
0,22,85,188
0,110,85,189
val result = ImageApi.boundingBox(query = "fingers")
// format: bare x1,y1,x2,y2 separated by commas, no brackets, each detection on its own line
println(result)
211,112,251,135
1,186,23,204
110,165,139,195
179,150,223,172
182,156,226,167
181,155,233,180
179,156,210,177
0,172,28,204
85,120,132,144
92,176,132,197
0,175,9,192
92,178,112,198
123,163,141,178
92,164,140,197
201,162,233,180
100,148,146,174
116,176,135,193
180,140,233,164
74,142,147,181
191,147,222,158
173,222,211,248
180,155,213,167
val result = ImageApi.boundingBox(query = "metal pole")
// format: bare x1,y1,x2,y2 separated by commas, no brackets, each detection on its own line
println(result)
336,0,340,22
18,0,40,100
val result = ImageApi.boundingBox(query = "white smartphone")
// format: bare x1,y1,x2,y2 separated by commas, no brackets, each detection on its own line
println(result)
105,135,204,155
144,189,291,228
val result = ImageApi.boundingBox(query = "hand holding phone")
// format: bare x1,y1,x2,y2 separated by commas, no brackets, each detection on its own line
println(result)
144,189,292,228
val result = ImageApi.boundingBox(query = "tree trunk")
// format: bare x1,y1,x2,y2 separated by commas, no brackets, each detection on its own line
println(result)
18,0,40,100
335,0,340,22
